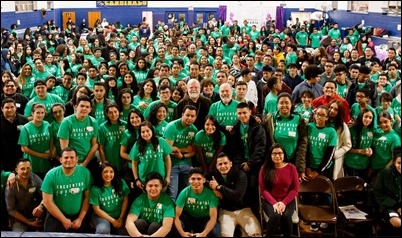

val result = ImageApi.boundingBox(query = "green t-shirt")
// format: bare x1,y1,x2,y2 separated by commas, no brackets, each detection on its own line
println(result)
98,121,127,172
336,83,348,99
371,130,401,170
120,129,139,169
194,130,226,165
263,93,278,115
41,166,93,216
296,31,309,46
176,186,218,218
57,115,99,163
344,126,374,169
208,100,239,127
133,95,154,114
1,171,12,194
93,102,107,126
24,94,64,123
129,137,172,182
307,123,338,169
21,76,36,98
294,105,313,123
50,120,62,156
89,179,130,218
154,120,168,138
328,28,341,41
350,103,377,128
120,105,136,123
285,52,297,66
273,114,301,161
133,69,149,84
143,100,177,123
240,123,250,159
18,121,52,173
391,97,401,117
129,192,175,223
163,119,198,165
53,85,71,103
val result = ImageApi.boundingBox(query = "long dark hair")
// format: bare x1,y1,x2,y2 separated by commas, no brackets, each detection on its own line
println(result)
138,78,158,100
204,115,222,151
105,76,118,100
262,143,288,191
116,88,133,112
126,108,144,149
147,102,167,126
138,121,159,154
93,161,123,196
328,99,345,133
350,108,374,148
103,102,123,126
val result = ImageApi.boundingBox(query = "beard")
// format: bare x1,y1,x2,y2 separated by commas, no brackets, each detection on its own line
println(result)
188,92,199,99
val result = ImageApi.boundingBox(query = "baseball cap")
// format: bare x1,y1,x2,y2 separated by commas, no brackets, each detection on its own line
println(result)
34,80,46,87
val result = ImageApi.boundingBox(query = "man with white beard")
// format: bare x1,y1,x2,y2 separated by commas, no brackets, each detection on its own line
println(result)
175,79,211,130
208,83,239,135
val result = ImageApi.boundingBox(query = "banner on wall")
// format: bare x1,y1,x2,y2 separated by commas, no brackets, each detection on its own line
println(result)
96,1,148,7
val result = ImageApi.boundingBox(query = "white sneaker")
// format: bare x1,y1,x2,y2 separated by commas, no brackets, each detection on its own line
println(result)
320,223,328,229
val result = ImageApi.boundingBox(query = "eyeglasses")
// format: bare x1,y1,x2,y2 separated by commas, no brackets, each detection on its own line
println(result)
325,65,334,68
5,85,15,88
272,152,284,156
315,113,328,118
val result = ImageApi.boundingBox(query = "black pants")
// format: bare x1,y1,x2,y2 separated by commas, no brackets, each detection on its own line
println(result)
134,218,161,235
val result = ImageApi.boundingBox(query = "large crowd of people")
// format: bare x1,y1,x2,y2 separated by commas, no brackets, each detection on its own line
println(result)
1,13,401,237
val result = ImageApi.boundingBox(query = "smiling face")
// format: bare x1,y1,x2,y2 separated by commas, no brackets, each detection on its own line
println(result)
362,111,373,127
189,172,205,193
378,116,392,132
102,166,115,186
204,118,216,135
140,125,153,142
146,178,163,200
15,160,32,180
216,155,232,175
129,112,142,127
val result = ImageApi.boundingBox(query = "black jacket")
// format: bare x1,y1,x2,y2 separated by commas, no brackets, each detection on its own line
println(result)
224,116,267,174
347,79,378,108
209,166,249,211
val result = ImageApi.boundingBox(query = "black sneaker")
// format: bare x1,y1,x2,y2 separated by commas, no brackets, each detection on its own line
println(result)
310,222,319,232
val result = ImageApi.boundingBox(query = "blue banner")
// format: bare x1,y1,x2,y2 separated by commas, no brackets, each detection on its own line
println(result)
96,1,148,7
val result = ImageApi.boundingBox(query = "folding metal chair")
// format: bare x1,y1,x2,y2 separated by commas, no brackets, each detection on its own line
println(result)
334,176,377,237
297,175,338,237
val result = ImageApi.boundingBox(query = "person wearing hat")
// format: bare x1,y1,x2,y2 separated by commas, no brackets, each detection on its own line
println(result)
24,79,64,122
29,75,57,98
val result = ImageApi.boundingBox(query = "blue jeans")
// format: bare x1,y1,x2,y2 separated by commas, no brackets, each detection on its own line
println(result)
92,215,128,235
168,163,192,201
44,212,90,233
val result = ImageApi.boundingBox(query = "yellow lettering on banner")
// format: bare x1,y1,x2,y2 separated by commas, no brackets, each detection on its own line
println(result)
101,0,146,6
